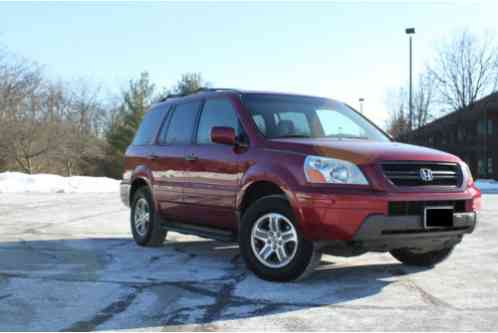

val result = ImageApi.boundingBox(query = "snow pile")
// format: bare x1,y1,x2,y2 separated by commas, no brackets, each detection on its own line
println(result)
0,172,120,193
474,179,498,194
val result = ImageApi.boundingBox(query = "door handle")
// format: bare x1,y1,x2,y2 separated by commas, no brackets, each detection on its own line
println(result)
185,153,198,161
148,154,159,160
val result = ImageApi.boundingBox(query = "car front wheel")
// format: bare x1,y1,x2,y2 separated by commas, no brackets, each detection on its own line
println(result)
239,195,321,282
390,246,455,267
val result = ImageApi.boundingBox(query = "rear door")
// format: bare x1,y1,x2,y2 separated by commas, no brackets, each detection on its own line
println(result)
182,97,245,229
150,100,202,221
126,105,169,200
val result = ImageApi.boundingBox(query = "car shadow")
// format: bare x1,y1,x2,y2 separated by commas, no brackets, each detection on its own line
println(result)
0,237,429,331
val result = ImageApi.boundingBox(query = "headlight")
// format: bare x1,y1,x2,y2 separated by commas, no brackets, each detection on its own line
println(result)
461,162,474,185
304,155,368,185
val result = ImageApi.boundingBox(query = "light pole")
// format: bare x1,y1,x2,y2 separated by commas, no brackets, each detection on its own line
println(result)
358,98,365,114
405,27,415,130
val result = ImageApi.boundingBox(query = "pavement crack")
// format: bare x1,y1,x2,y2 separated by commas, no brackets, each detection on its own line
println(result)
61,288,142,331
161,305,211,328
18,239,58,260
402,280,454,308
200,254,247,324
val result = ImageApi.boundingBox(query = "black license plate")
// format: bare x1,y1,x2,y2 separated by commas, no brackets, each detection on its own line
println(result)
424,207,454,229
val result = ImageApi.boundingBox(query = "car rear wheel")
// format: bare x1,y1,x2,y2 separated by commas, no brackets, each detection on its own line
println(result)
239,195,321,282
131,186,167,247
390,246,455,267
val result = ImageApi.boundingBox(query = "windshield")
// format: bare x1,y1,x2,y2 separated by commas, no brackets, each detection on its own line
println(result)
243,94,389,142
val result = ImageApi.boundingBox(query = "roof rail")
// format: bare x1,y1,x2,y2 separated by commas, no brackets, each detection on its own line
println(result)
158,87,239,102
193,87,240,94
158,93,184,102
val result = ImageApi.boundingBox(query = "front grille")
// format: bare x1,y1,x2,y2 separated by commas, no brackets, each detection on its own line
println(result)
381,162,462,187
389,200,466,216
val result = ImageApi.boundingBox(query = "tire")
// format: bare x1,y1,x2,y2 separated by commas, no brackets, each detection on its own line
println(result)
239,195,321,282
390,246,455,267
130,186,167,247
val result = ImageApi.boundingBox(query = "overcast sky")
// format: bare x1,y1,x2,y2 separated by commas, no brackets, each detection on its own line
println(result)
1,1,497,127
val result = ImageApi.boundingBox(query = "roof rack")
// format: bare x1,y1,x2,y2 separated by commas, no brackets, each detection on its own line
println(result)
158,87,239,102
193,87,240,93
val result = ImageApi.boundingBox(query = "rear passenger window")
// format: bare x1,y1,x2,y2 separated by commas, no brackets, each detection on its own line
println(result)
132,106,168,145
164,101,201,144
197,98,239,144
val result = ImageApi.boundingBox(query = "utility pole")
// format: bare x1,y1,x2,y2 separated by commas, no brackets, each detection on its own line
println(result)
358,98,365,114
405,27,415,130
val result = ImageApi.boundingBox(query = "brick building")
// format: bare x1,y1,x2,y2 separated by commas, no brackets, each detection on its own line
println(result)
399,92,498,179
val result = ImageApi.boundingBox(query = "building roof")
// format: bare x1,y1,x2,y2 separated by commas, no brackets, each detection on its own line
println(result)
402,91,498,137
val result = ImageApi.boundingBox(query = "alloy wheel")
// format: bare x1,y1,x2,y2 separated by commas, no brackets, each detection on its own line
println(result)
134,198,150,237
250,213,298,268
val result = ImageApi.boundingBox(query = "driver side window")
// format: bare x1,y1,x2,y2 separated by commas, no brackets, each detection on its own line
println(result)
196,98,239,144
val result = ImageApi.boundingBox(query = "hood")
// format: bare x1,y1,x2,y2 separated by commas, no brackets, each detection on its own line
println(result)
266,138,461,165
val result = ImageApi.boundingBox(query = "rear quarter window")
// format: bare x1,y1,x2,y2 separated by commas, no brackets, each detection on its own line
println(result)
132,105,169,146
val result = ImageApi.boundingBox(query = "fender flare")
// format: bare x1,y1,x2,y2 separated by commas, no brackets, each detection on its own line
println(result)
237,163,303,225
129,165,156,208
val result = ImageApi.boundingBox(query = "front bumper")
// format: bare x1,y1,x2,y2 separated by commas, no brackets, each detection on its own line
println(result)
292,185,481,242
349,212,477,251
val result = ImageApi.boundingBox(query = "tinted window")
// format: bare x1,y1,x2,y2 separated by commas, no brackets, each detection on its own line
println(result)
197,98,239,144
164,101,201,144
132,106,168,145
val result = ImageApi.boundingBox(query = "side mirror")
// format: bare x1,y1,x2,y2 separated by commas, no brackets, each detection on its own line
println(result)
211,126,237,145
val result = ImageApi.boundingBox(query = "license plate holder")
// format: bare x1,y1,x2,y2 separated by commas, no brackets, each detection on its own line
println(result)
424,206,454,229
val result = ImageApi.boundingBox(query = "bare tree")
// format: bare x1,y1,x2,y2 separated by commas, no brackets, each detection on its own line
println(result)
48,81,105,176
0,50,106,175
386,70,435,137
413,71,435,128
0,55,54,174
385,88,410,138
429,30,498,112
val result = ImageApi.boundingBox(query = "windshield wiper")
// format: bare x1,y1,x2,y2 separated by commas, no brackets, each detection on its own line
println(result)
326,134,369,140
273,134,311,139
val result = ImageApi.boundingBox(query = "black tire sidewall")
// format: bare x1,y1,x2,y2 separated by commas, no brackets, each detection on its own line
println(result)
239,195,315,282
390,246,455,267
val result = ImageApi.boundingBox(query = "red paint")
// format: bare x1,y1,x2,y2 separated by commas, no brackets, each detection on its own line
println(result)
122,90,481,241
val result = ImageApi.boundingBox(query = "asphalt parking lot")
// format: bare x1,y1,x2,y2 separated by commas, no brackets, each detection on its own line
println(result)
0,193,497,331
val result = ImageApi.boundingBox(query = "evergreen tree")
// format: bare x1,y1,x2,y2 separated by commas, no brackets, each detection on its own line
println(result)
104,72,208,178
158,72,209,100
106,72,156,177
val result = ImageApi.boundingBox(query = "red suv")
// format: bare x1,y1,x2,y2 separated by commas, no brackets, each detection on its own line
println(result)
121,89,480,282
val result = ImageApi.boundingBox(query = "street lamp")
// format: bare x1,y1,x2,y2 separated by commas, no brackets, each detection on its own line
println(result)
405,27,415,130
358,98,365,114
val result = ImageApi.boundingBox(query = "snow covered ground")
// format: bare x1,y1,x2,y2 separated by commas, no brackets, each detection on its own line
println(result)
0,193,497,331
0,172,119,194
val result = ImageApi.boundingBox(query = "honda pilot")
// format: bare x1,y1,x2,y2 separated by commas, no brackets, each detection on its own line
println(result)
120,89,480,282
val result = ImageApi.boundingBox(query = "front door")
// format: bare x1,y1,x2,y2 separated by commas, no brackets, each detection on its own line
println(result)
183,97,245,229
